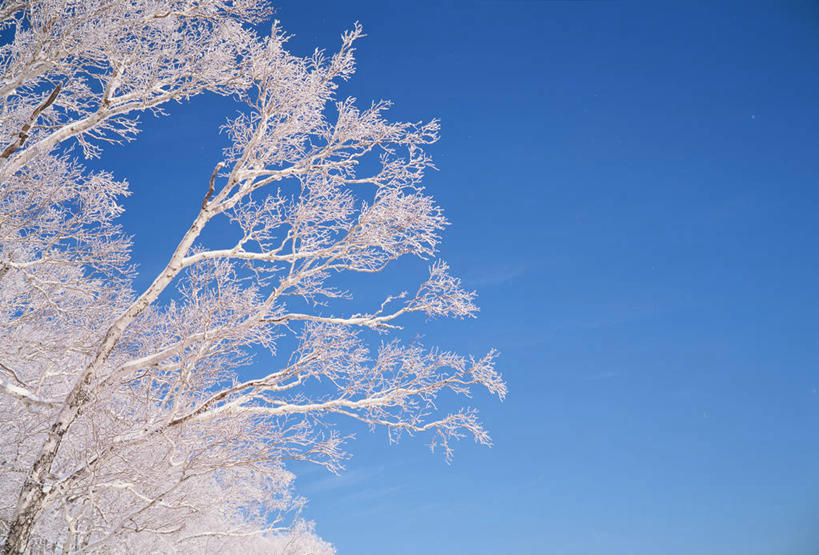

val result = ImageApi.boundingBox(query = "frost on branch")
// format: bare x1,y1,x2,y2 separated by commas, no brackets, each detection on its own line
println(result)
0,2,503,553
410,261,479,319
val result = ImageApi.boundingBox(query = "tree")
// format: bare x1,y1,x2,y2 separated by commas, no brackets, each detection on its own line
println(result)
0,1,505,552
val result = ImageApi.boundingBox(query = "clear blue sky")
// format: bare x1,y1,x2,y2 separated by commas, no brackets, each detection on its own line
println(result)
103,1,819,553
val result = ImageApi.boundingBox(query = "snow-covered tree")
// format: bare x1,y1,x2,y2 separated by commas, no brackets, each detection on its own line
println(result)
0,1,505,552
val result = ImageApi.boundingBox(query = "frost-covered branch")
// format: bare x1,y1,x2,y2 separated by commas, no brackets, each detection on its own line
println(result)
0,3,501,553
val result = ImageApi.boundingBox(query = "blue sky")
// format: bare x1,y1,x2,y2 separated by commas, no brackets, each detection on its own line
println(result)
104,1,819,553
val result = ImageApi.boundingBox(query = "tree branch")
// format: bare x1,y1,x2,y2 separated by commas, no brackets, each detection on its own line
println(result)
0,82,62,161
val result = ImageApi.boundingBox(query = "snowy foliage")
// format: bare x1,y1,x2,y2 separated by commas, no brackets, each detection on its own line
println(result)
0,1,504,552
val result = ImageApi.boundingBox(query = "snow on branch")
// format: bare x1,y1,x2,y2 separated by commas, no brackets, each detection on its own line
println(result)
0,3,502,553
